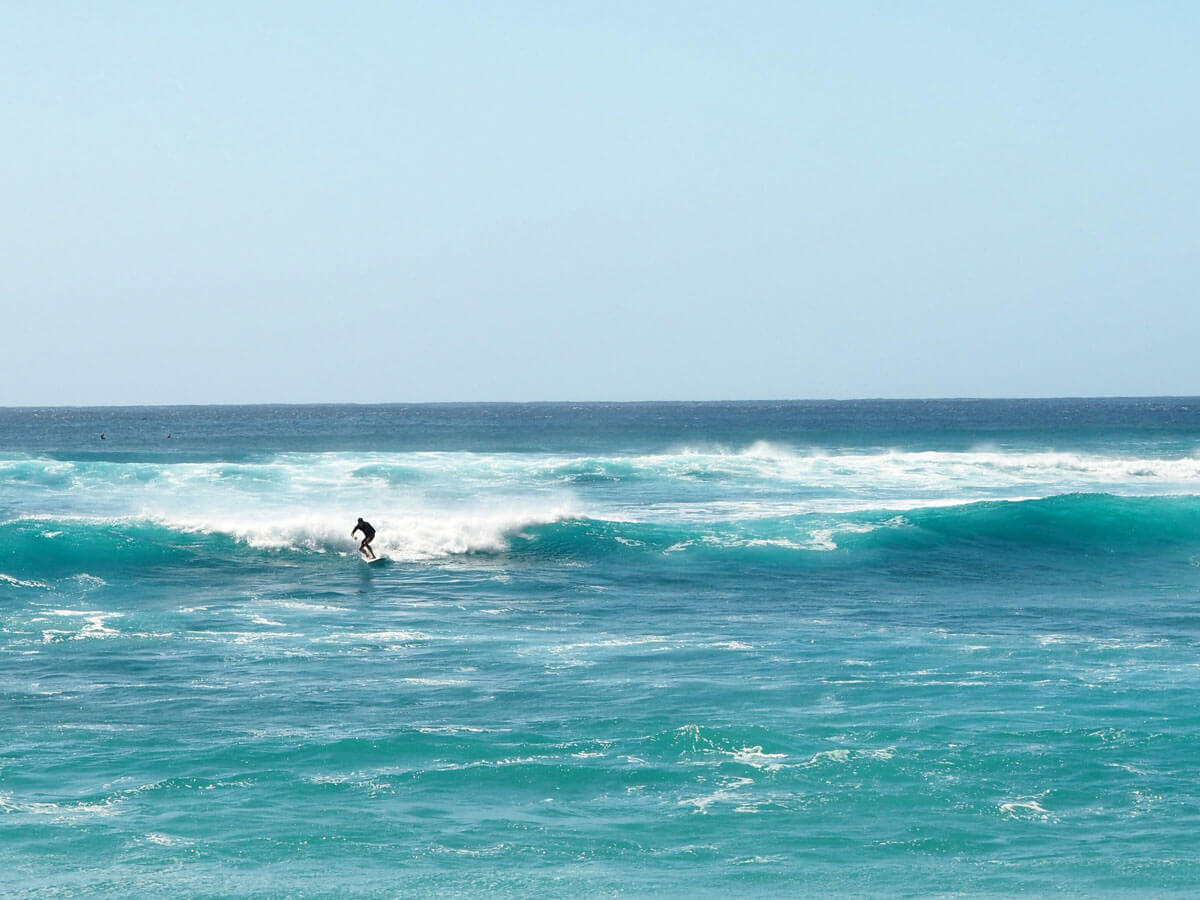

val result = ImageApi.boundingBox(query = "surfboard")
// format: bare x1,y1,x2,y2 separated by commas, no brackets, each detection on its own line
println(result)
362,554,385,564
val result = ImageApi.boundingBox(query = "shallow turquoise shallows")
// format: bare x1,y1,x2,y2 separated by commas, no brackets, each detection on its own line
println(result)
3,400,1200,897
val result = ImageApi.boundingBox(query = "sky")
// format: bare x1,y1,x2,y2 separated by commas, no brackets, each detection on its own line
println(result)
2,1,1197,405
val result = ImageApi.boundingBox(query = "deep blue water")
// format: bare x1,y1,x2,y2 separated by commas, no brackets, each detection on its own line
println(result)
3,400,1200,896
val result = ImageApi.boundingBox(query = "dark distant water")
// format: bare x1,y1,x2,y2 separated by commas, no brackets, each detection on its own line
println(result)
3,400,1200,896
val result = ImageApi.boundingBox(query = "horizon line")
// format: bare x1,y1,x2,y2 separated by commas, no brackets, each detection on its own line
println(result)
3,394,1199,412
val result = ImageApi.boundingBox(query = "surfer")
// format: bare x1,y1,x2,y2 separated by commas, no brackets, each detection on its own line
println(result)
352,517,377,559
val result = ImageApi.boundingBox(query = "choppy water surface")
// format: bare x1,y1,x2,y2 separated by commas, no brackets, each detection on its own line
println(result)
3,400,1200,896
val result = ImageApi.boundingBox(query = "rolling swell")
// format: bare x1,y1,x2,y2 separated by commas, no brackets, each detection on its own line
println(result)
510,493,1200,569
873,492,1200,553
0,518,264,580
4,494,1198,580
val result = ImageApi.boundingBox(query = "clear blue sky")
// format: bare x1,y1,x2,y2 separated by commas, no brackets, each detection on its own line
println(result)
3,2,1197,405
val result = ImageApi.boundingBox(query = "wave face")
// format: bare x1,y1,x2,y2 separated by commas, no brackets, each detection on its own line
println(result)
3,401,1200,896
5,493,1199,586
510,493,1200,567
3,439,1199,569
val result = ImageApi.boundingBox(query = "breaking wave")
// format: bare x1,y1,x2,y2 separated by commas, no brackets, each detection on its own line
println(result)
4,493,1198,581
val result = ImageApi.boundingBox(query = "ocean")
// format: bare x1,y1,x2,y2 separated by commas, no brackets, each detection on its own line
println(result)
2,399,1199,897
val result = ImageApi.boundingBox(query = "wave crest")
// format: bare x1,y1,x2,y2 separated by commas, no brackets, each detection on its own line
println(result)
3,493,1198,577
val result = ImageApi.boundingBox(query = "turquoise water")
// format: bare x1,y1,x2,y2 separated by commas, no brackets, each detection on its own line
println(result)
3,400,1200,896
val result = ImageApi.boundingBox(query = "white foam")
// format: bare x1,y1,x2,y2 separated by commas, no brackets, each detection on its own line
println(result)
802,748,851,767
36,609,123,642
143,832,192,847
416,724,508,734
19,445,1200,504
0,574,49,589
43,608,107,617
435,755,548,772
264,599,349,613
730,746,788,769
732,855,787,864
680,776,755,814
428,842,514,858
999,798,1055,821
77,614,121,639
14,447,1200,565
153,503,576,560
321,630,430,644
0,791,125,822
553,635,671,652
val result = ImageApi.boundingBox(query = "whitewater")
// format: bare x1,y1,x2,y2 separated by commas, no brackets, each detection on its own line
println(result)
3,400,1200,896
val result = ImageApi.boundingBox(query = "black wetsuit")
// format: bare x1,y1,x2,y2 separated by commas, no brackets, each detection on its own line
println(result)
357,520,375,540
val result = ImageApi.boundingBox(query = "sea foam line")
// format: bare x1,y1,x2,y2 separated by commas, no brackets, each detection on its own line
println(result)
0,574,49,589
151,504,578,560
